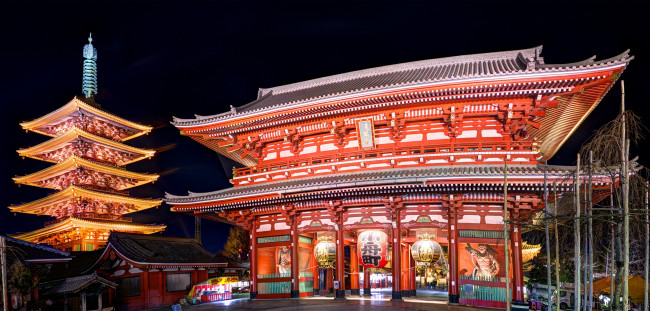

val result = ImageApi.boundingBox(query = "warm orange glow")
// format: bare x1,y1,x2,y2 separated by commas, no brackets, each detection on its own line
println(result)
9,185,162,215
20,97,152,141
18,128,155,165
11,217,166,242
13,155,159,190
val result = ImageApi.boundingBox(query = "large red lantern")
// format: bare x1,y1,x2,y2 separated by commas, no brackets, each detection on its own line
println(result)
313,236,336,268
411,233,443,267
357,230,389,268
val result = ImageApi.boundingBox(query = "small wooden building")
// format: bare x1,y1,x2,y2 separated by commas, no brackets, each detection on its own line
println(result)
41,232,231,310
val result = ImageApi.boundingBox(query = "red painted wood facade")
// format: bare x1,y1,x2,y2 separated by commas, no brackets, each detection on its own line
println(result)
166,46,632,307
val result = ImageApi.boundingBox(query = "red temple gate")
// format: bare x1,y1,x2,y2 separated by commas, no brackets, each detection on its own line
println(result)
166,46,631,307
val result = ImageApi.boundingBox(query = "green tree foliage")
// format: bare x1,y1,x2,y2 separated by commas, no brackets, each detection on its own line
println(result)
8,261,32,297
220,227,250,261
528,256,575,286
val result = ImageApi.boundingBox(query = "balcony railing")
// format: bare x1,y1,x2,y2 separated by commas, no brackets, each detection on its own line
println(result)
233,141,537,186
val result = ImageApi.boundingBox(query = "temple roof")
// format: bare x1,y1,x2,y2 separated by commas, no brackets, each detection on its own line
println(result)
20,97,152,141
13,155,159,190
104,232,226,266
166,163,616,208
17,128,155,165
9,185,162,216
44,273,117,296
11,217,166,242
2,235,70,266
172,46,632,127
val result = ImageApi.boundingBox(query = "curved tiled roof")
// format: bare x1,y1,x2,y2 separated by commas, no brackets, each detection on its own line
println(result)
172,46,632,127
107,232,223,265
44,273,117,295
9,185,162,215
3,235,70,265
22,97,152,141
165,164,612,206
11,217,166,241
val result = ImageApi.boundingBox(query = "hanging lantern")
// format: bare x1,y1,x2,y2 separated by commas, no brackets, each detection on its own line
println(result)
357,230,389,268
313,236,336,268
411,233,443,267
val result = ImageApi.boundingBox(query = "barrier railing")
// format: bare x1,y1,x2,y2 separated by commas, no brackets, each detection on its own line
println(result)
233,141,536,186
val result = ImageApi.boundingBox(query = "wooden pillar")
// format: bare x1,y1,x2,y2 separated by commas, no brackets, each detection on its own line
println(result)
313,266,320,295
249,219,258,299
448,205,460,304
350,244,360,295
401,242,410,297
327,268,333,292
97,289,103,311
511,220,525,303
80,291,87,311
335,222,346,299
143,270,149,308
363,267,371,296
157,272,163,306
108,288,114,308
391,208,402,301
291,219,300,298
410,248,417,296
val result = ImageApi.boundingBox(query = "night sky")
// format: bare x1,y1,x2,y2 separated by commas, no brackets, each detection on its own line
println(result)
0,1,648,253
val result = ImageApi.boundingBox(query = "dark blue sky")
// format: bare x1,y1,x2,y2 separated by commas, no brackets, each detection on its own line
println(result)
0,1,648,253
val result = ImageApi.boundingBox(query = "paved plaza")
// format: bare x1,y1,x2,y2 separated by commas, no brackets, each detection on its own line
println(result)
181,298,474,311
177,289,480,311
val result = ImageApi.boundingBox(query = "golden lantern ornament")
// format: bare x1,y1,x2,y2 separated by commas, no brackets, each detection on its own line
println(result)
411,233,442,267
313,236,336,268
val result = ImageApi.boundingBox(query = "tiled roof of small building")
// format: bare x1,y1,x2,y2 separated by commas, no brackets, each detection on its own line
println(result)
3,235,70,266
172,46,632,127
107,232,224,265
44,273,117,295
42,250,105,282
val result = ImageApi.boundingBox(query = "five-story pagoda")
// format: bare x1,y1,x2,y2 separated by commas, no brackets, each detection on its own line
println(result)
9,35,166,252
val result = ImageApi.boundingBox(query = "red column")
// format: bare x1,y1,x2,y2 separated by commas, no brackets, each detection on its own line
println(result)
313,241,320,295
350,244,360,295
448,207,459,304
143,270,149,308
391,209,402,301
401,242,410,296
363,267,371,296
511,222,525,302
335,222,346,299
291,219,300,298
409,247,417,296
250,221,258,299
327,268,333,292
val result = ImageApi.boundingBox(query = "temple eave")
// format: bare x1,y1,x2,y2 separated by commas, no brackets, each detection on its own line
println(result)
11,217,166,242
20,98,153,141
17,127,156,162
171,48,631,130
13,155,160,189
9,185,162,215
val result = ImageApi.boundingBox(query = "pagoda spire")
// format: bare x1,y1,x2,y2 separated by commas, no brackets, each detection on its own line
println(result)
82,33,98,98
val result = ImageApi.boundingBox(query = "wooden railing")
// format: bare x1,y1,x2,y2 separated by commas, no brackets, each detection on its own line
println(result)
233,141,537,186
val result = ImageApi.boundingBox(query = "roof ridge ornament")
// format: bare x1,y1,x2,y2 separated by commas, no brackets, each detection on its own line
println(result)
82,33,98,99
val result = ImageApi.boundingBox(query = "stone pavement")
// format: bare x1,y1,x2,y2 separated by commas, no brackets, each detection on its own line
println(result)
177,291,480,311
